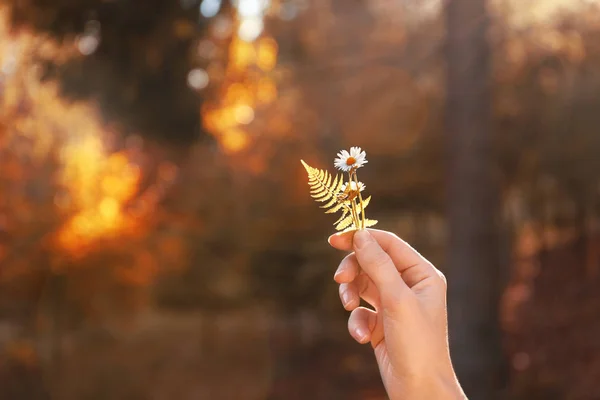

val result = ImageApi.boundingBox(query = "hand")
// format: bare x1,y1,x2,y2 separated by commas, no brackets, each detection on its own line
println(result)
328,229,467,400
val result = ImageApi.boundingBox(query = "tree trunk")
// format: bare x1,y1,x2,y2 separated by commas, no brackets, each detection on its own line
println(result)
445,0,506,398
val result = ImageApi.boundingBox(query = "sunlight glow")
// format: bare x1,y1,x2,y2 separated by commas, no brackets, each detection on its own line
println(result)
492,0,600,27
238,18,264,42
55,127,141,254
234,0,270,42
201,20,278,154
187,68,210,90
0,7,164,258
200,0,222,18
221,128,250,153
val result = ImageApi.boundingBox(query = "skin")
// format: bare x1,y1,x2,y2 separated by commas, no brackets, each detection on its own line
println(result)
328,229,467,400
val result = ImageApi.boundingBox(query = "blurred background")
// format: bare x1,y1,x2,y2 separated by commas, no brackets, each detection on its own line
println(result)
0,0,599,399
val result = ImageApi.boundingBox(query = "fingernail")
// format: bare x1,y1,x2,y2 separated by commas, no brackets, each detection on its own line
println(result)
341,290,352,306
353,229,372,249
354,327,368,343
334,269,342,280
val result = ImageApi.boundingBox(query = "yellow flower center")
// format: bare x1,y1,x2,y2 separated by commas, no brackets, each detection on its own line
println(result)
346,156,356,166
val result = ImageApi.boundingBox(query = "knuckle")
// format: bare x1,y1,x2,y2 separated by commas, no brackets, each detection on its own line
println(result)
342,252,355,264
348,308,362,326
366,248,391,269
435,269,447,289
357,275,370,295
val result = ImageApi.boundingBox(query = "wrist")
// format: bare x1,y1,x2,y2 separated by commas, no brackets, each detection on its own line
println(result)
394,368,466,400
435,366,467,400
438,375,467,400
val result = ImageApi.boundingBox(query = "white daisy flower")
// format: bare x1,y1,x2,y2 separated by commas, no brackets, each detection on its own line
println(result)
341,181,365,193
338,181,366,201
334,146,368,172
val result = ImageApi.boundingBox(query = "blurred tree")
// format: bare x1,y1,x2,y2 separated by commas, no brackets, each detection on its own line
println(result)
2,0,216,146
445,0,506,398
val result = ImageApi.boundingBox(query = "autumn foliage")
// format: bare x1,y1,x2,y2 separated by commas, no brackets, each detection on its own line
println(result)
0,0,600,399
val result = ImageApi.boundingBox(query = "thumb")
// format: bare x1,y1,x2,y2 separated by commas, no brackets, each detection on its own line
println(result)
352,229,409,306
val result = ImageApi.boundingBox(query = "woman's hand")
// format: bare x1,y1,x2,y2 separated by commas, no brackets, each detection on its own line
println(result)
329,229,467,400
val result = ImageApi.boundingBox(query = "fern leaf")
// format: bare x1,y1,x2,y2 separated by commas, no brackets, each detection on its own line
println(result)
361,195,371,209
310,191,329,201
320,196,339,209
364,219,378,228
356,195,371,216
310,170,331,201
335,214,355,231
325,201,347,214
301,159,374,232
302,160,344,206
331,174,340,195
310,187,327,196
334,175,344,193
333,206,350,223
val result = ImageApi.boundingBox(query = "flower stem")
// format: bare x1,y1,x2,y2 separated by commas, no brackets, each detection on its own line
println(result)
352,170,366,229
347,172,359,229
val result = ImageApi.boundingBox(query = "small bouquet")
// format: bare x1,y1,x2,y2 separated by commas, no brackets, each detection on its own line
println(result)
301,147,377,233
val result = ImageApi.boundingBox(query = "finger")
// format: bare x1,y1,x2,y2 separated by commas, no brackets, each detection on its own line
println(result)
329,229,426,270
339,274,381,310
334,253,360,284
351,229,409,301
329,229,441,288
348,307,384,348
328,230,358,251
339,282,360,311
356,273,381,308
